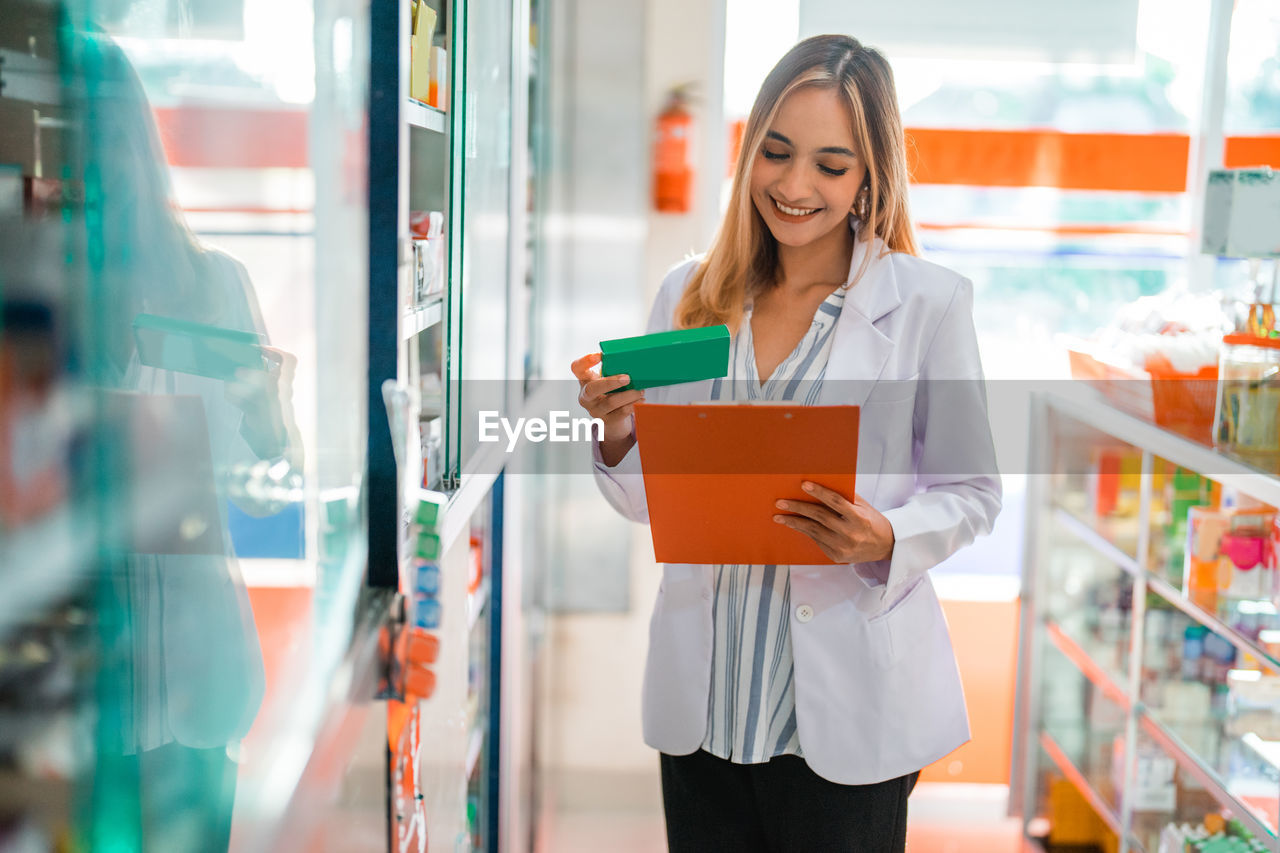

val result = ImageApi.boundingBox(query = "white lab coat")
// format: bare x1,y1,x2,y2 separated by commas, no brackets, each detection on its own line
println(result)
591,233,1002,785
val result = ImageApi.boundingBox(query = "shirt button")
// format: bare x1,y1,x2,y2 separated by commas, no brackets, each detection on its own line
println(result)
795,604,814,623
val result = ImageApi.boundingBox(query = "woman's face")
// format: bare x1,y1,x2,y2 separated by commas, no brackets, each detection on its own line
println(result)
750,86,868,249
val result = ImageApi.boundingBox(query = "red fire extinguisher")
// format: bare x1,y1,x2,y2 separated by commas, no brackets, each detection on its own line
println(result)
653,84,696,213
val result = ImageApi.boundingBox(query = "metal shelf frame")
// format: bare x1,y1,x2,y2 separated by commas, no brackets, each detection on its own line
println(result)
1013,390,1280,853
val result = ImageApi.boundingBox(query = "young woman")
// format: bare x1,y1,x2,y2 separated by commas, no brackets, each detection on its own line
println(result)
571,34,1001,852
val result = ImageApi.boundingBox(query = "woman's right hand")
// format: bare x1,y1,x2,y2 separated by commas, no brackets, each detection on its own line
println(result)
571,352,644,461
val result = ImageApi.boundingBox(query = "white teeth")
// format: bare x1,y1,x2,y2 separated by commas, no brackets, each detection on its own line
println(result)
774,198,818,216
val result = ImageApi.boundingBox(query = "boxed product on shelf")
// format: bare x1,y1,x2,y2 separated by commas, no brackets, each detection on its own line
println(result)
420,418,441,488
1088,446,1144,518
1046,777,1120,852
1186,506,1277,613
409,1,437,104
407,2,448,110
1157,812,1269,853
1159,466,1214,581
1224,671,1280,740
428,46,448,110
410,210,445,303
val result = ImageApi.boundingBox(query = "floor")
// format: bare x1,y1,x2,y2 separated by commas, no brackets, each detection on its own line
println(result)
537,782,1036,853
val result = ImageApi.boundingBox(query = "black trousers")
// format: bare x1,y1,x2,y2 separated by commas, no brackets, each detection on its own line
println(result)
660,750,919,853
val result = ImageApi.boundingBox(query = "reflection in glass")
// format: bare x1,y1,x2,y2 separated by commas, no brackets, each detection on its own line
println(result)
77,30,300,850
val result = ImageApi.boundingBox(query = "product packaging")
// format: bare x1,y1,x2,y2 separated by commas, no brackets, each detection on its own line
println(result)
429,46,448,110
410,211,445,303
599,325,730,392
410,2,438,103
1186,506,1278,614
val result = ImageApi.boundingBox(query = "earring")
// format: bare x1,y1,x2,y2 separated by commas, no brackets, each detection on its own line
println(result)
857,188,870,220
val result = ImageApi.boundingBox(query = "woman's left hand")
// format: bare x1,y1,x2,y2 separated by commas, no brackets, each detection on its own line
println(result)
226,345,295,460
774,481,895,564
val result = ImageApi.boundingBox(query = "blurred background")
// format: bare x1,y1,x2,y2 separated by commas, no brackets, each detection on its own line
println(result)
1,0,1278,851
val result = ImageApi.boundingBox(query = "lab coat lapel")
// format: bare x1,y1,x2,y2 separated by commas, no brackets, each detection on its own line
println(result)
817,235,900,407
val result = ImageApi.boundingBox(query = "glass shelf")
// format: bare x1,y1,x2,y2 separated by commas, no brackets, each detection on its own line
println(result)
1138,710,1278,843
1039,730,1130,843
1053,506,1143,578
1047,386,1280,509
1047,620,1131,711
1145,572,1280,675
403,297,445,340
1039,630,1129,819
407,99,448,133
1139,604,1280,840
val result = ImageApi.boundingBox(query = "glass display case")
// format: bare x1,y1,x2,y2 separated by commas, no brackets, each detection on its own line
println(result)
1,0,538,846
1014,388,1280,851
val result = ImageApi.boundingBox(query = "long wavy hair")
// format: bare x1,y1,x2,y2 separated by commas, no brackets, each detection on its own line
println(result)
674,34,918,332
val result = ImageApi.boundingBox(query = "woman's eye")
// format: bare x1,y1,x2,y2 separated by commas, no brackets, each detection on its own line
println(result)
819,164,848,176
762,149,788,161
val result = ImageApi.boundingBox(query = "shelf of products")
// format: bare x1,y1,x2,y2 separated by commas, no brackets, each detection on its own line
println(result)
1015,389,1280,853
407,99,448,133
402,297,444,341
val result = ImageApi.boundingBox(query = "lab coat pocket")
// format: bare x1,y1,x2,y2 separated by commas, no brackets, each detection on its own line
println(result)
863,375,918,405
867,579,928,670
858,379,918,496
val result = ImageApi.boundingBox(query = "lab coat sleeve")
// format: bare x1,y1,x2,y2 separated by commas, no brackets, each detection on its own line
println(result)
876,276,1002,604
589,261,691,523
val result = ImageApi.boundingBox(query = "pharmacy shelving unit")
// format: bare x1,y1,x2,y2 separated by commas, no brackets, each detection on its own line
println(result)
367,0,536,849
1012,387,1280,852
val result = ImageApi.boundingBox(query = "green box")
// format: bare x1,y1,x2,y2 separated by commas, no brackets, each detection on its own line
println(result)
133,313,267,381
415,531,441,560
600,325,730,392
413,492,444,529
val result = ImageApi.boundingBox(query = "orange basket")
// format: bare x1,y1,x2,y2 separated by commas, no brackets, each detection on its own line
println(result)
1068,348,1218,441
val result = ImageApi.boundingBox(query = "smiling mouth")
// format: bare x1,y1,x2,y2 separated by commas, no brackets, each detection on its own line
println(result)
772,197,820,217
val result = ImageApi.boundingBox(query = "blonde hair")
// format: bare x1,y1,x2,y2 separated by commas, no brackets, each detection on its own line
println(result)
675,34,918,332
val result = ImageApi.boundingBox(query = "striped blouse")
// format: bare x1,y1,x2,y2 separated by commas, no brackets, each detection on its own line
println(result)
700,285,846,763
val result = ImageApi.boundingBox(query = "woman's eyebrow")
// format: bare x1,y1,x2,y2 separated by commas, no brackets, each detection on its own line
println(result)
765,130,856,158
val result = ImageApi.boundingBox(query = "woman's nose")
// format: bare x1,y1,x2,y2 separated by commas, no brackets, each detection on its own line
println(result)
775,163,812,203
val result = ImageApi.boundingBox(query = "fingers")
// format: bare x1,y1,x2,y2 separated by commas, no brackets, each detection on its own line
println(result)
570,352,603,383
581,372,633,403
800,481,855,516
773,513,840,558
580,386,644,419
775,497,841,527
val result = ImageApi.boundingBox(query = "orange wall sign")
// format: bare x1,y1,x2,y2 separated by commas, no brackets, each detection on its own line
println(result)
906,127,1280,192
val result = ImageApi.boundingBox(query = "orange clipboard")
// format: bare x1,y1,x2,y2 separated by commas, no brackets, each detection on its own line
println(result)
634,402,859,565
